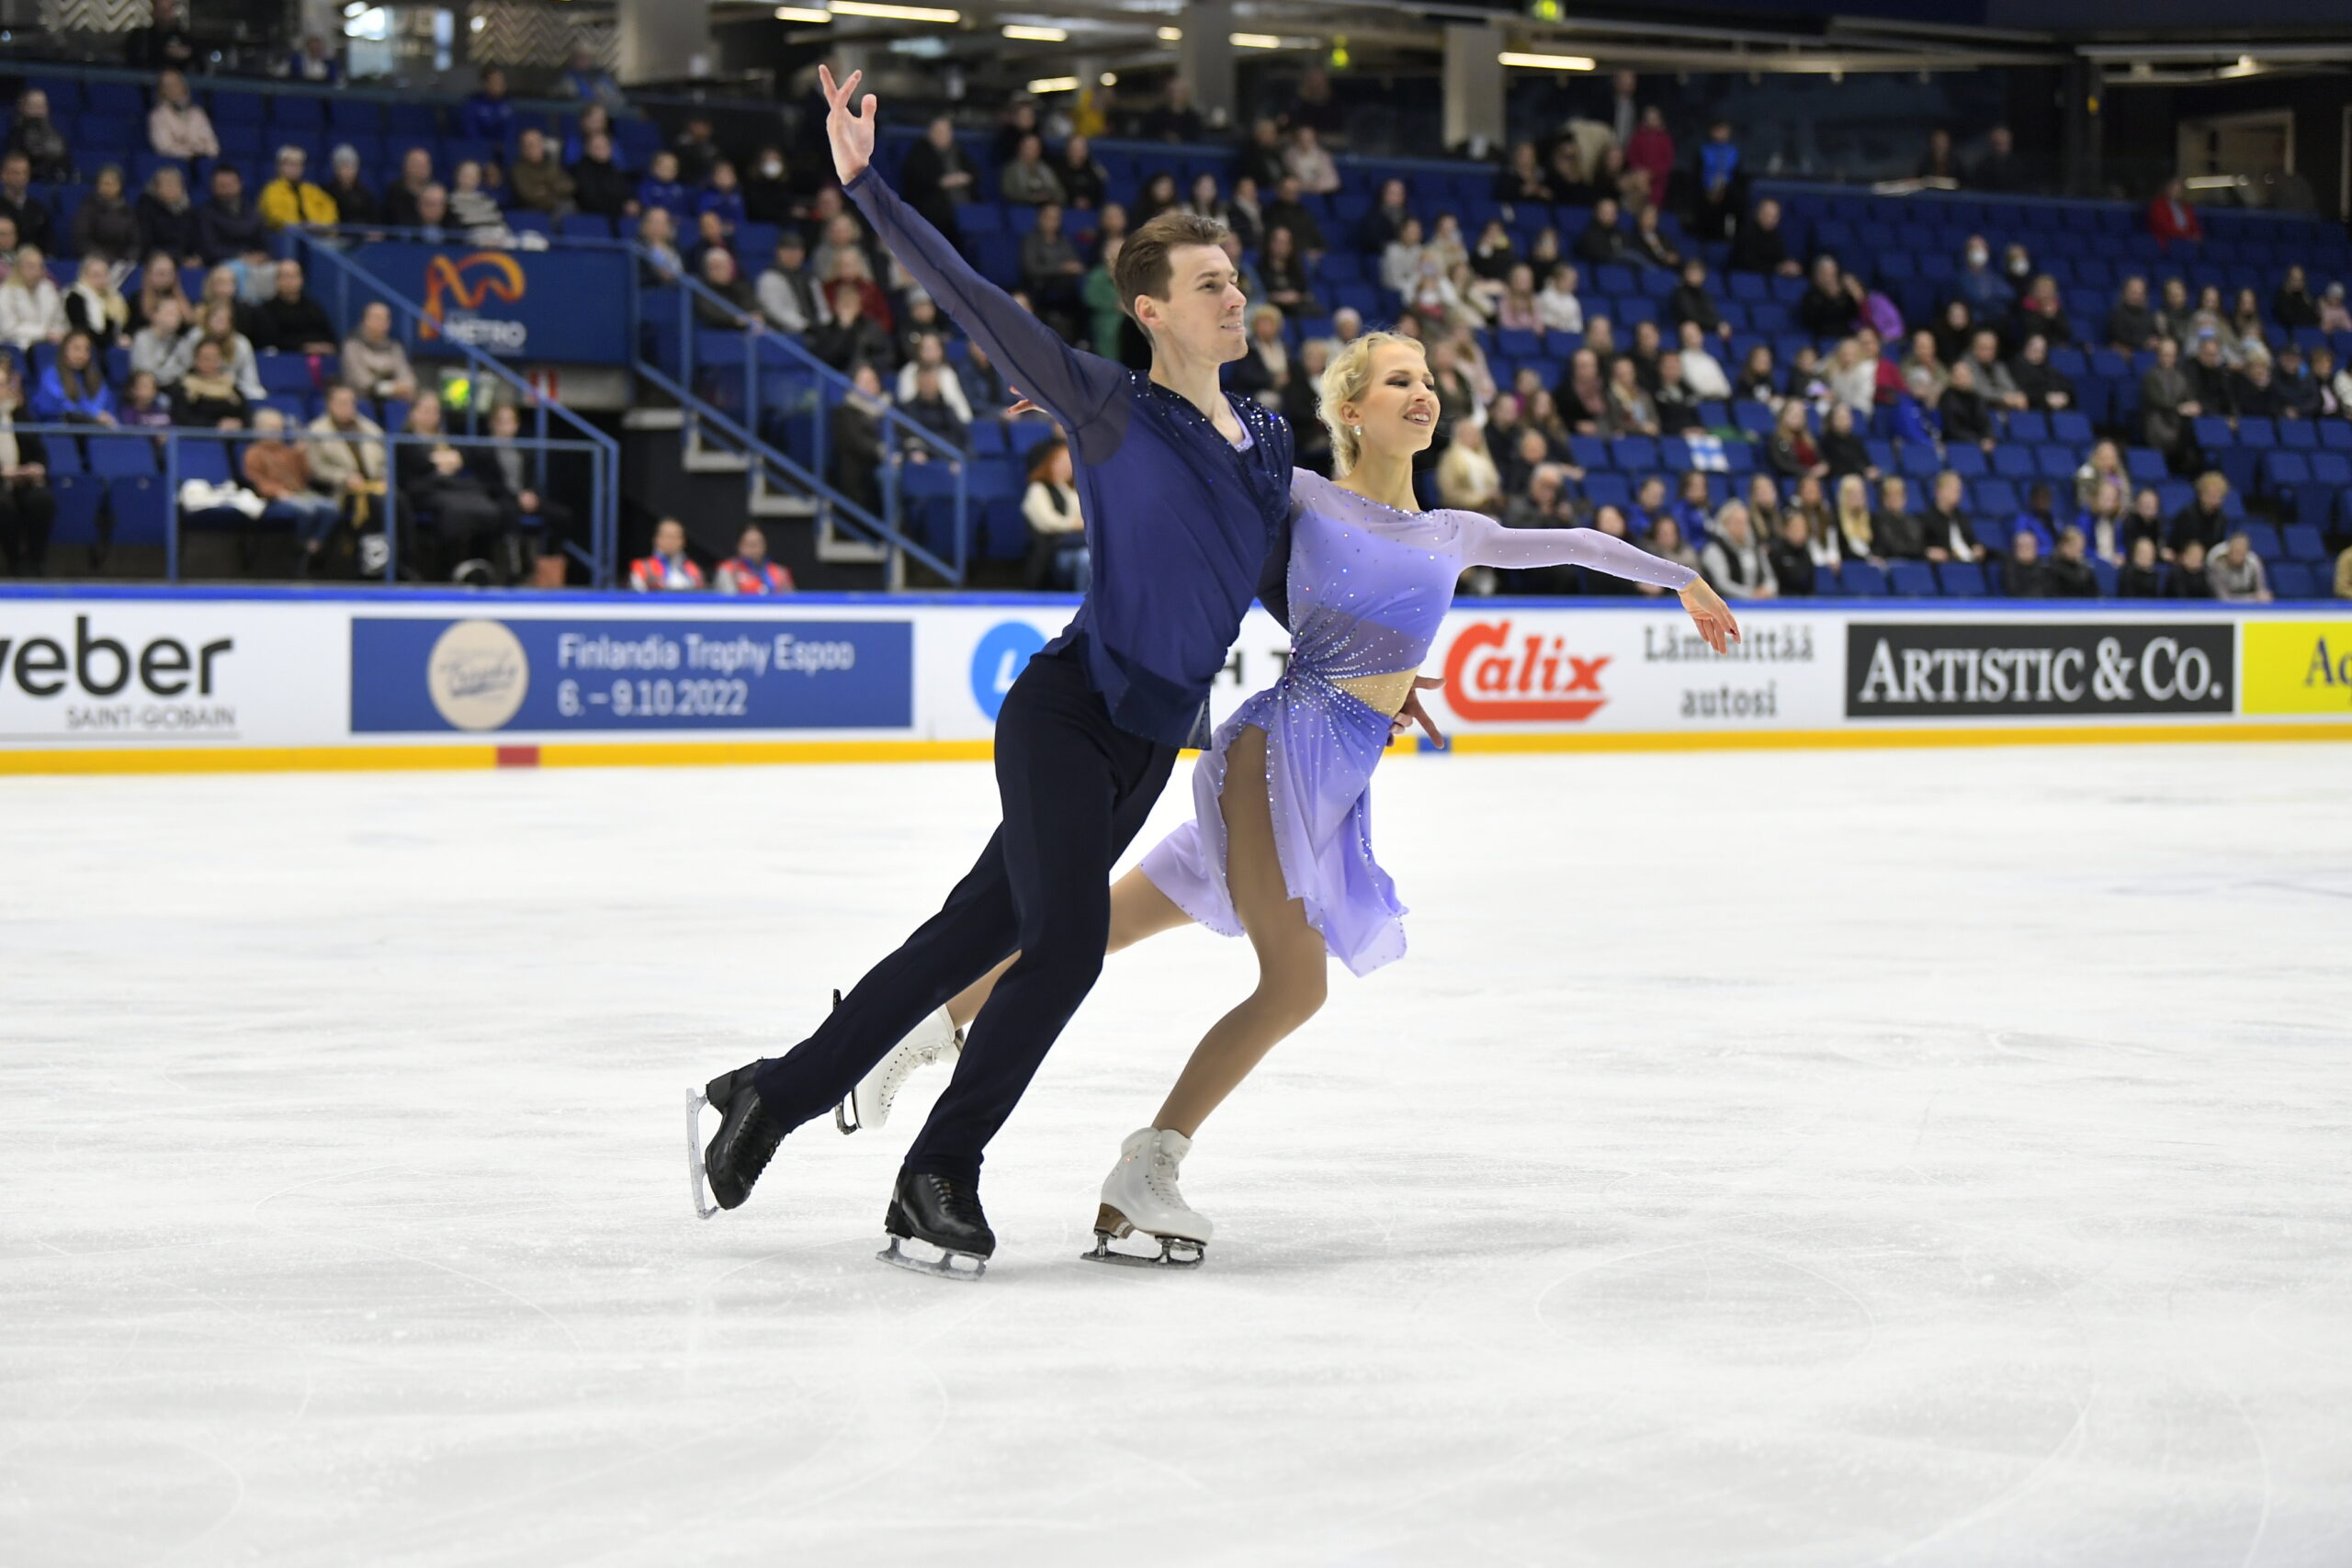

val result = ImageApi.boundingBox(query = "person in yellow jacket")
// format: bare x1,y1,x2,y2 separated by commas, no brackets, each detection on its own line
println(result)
258,145,339,231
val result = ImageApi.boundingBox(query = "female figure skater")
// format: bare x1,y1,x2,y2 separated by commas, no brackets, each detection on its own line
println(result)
854,332,1740,1265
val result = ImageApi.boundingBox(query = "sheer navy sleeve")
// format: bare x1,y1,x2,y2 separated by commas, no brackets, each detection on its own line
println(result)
843,165,1130,456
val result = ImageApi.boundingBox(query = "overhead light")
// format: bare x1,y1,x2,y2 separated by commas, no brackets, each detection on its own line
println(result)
1099,70,1116,85
1027,74,1080,93
2183,174,2246,189
1230,31,1282,48
2218,53,2260,77
1498,51,1596,71
469,12,484,26
774,5,831,18
830,0,958,20
1157,25,1181,40
1001,23,1066,40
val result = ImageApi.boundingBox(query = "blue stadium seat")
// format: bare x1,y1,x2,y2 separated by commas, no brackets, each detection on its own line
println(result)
2050,412,2093,446
1972,520,2010,556
2269,561,2316,599
2281,525,2327,562
1886,559,1939,597
2036,446,2078,479
50,473,104,547
1992,446,2036,479
1838,558,1888,596
2239,522,2283,560
1582,473,1631,508
560,213,614,240
108,476,172,547
2237,417,2278,449
2125,446,2168,482
1946,446,1987,478
175,440,233,486
86,435,156,479
1936,559,1988,596
1899,445,1940,479
2091,559,2119,596
1610,436,1657,471
2007,411,2050,444
2261,450,2310,498
2192,416,2234,451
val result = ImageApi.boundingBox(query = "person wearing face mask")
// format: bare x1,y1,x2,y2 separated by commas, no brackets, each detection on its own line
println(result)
742,147,798,225
1952,234,2008,315
883,330,1740,1268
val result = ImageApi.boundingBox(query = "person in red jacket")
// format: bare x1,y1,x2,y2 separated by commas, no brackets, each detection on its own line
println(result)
629,516,706,592
2147,178,2204,249
1624,107,1676,210
714,523,795,594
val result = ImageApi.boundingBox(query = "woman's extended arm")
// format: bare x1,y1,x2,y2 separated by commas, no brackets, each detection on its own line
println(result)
1457,513,1740,650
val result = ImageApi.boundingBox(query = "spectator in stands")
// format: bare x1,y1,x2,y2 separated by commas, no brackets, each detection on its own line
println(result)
1518,265,1577,338
1055,137,1107,212
1645,515,1703,587
2007,275,2070,348
1625,108,1674,206
127,0,197,71
2153,276,2196,343
1916,128,1959,182
637,152,691,223
2233,355,2285,421
2072,440,2127,512
2048,526,2108,596
1674,321,1730,402
635,208,682,282
1259,225,1317,320
1223,181,1261,251
378,148,433,231
2123,484,2168,561
119,368,171,429
757,232,829,335
1238,118,1288,191
672,115,720,186
134,165,199,265
197,165,267,266
2117,535,2163,597
1999,528,2050,596
194,265,261,348
694,248,759,330
1144,78,1204,143
571,132,636,222
1819,337,1871,420
1702,501,1776,599
1435,420,1504,514
895,333,970,421
395,398,508,580
1556,349,1609,435
460,65,516,144
1766,400,1824,481
2337,545,2352,600
1492,263,1541,334
1827,471,1882,564
2004,480,2061,557
1604,355,1658,436
2224,287,2270,367
1869,475,1922,558
2186,333,2238,423
1014,434,1091,590
146,69,218,163
2078,479,2130,566
1951,235,2007,315
2163,538,2215,598
2106,276,2159,353
1261,176,1325,256
307,384,387,521
1377,215,1430,298
1630,205,1679,273
694,522,793,595
559,43,628,114
812,283,890,374
1547,140,1592,207
1661,258,1722,343
2010,333,2074,412
2275,345,2323,423
472,402,574,556
0,248,64,352
1650,352,1698,433
1740,472,1782,540
0,355,53,575
2169,471,2233,557
342,301,418,402
241,407,341,569
2140,336,2198,461
1470,220,1519,287
1819,399,1872,479
1797,256,1863,339
899,362,967,455
196,299,263,400
998,132,1067,209
2146,177,2202,249
1496,143,1554,206
1575,198,1628,266
1284,126,1340,196
130,294,194,385
1729,344,1777,407
5,90,68,185
69,165,138,265
261,147,337,233
1896,329,1948,405
743,147,797,226
62,254,127,349
959,340,1010,418
2206,531,2270,602
630,518,704,592
1019,202,1085,331
448,162,511,245
32,330,116,424
282,33,342,85
1182,175,1234,231
1768,508,1820,595
822,243,892,333
0,154,55,255
318,146,380,230
1227,304,1290,405
1968,125,2021,192
2319,282,2352,335
1956,330,2024,414
508,129,575,220
1919,470,1980,564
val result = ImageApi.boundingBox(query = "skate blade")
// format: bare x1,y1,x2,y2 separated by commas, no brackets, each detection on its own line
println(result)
1082,1231,1206,1269
686,1089,720,1221
834,1087,863,1135
877,1235,987,1281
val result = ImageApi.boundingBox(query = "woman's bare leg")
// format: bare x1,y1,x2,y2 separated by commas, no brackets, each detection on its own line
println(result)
943,865,1192,1031
1151,726,1328,1138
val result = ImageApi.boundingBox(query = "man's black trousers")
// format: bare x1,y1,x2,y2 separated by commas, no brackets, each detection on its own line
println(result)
752,640,1180,1185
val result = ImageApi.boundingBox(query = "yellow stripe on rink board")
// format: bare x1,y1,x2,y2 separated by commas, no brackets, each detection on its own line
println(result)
0,724,2344,776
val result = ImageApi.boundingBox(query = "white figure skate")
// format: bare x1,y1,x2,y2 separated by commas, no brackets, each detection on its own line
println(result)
837,1000,962,1134
1084,1127,1211,1268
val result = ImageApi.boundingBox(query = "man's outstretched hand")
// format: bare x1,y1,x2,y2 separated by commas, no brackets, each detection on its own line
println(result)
818,64,876,185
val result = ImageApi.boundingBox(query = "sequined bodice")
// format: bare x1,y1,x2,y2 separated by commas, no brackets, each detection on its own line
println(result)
1283,471,1476,696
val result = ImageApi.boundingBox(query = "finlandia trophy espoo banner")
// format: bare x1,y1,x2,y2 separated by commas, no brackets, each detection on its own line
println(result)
0,593,2346,766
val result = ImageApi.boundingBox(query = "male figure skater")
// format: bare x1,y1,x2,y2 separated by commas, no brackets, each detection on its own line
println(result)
694,68,1297,1278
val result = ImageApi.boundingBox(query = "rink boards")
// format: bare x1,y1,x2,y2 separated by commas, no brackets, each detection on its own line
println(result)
0,587,2345,773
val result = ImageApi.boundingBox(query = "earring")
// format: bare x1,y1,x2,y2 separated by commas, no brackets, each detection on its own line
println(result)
1350,423,1362,434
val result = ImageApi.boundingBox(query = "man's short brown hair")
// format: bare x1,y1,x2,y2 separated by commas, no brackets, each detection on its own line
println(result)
1112,210,1230,325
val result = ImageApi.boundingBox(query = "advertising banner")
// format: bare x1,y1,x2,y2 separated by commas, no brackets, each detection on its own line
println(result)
1844,621,2233,719
350,243,635,365
0,600,345,748
2240,621,2352,716
349,616,914,733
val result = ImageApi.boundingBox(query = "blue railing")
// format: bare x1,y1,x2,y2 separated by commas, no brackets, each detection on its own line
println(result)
7,420,605,584
289,231,621,585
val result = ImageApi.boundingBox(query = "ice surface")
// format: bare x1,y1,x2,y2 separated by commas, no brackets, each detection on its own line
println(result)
2,742,2349,1567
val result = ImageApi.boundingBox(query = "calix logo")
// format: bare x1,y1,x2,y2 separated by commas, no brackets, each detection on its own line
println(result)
1442,621,1611,722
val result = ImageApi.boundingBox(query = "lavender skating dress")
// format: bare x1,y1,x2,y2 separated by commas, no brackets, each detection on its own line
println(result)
1138,468,1699,976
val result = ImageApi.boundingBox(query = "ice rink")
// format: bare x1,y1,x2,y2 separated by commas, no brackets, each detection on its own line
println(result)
3,741,2348,1566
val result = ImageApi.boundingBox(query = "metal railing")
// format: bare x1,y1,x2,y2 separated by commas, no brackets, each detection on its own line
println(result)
289,231,621,585
6,420,605,584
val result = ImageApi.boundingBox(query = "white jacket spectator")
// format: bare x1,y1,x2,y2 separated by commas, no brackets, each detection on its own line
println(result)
2206,535,2271,603
0,254,65,350
1283,129,1340,195
1700,501,1778,599
148,72,220,160
896,355,972,423
1535,268,1584,334
1679,334,1732,400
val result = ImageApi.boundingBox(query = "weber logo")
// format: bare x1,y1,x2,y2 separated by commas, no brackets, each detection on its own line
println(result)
1,616,233,700
1845,623,2232,717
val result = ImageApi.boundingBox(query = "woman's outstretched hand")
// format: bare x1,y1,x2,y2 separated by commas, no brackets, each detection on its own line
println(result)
1678,577,1742,655
817,64,876,185
1393,676,1446,748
